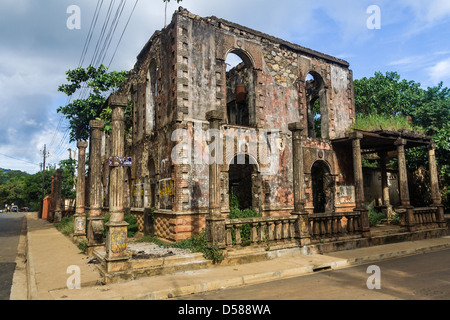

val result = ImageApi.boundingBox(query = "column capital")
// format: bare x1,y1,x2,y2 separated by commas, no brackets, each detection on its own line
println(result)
206,110,223,123
77,141,88,149
107,94,128,108
428,142,437,151
394,138,407,147
288,122,305,133
89,119,105,130
349,131,364,140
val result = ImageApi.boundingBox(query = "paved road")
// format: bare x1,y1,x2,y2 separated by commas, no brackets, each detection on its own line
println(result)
178,248,450,300
0,213,24,300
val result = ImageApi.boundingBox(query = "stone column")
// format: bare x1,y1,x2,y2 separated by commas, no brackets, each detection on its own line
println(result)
205,110,226,248
428,143,446,228
105,95,129,272
288,122,311,245
350,132,371,238
395,138,415,231
73,141,88,241
87,120,105,255
379,151,393,222
53,169,63,223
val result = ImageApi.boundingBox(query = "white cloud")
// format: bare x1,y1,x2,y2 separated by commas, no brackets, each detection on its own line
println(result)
427,57,450,85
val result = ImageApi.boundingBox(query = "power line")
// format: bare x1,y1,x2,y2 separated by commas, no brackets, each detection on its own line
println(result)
79,0,104,68
0,152,40,167
50,0,136,159
108,0,139,69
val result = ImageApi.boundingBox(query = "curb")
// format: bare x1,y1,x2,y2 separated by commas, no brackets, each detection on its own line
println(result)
9,215,29,300
342,241,450,266
129,240,450,300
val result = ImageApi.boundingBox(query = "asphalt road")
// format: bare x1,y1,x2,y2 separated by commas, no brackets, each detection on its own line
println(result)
0,212,24,300
178,248,450,301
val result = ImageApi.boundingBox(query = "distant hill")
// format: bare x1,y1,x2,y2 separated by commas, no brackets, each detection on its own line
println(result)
0,168,29,182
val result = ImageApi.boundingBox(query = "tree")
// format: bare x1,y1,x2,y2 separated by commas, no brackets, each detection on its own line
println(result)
59,158,77,200
57,64,129,142
354,71,450,211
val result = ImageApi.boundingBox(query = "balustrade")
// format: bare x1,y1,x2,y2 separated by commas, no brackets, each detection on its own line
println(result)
309,212,362,240
225,216,297,247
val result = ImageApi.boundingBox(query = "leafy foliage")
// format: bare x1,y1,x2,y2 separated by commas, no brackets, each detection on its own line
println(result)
228,193,261,245
57,65,129,142
0,159,76,211
354,72,450,211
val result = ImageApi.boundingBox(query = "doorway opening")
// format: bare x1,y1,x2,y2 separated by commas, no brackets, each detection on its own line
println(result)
311,161,334,213
228,154,259,211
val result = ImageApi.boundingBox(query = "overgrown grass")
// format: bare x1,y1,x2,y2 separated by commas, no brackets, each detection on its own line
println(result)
55,216,74,236
351,114,424,134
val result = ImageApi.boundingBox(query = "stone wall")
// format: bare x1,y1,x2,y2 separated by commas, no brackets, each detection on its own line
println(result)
107,8,358,241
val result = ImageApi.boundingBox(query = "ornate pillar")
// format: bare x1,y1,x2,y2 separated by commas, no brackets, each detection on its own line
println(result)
205,110,226,248
288,122,311,245
53,169,63,223
395,138,415,231
87,120,105,255
350,132,371,238
73,141,88,241
428,143,446,228
105,95,130,272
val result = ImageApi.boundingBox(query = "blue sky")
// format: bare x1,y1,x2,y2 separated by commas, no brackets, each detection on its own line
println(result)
0,0,449,174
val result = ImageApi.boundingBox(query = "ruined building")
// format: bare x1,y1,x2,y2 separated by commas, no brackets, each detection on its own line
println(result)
88,8,446,248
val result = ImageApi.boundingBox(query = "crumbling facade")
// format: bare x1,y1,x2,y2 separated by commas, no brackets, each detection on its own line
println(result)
93,8,445,246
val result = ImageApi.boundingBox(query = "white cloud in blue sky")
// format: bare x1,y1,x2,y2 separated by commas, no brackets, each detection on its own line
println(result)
0,0,449,173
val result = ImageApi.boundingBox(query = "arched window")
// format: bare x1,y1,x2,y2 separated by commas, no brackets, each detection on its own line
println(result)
225,50,255,127
146,60,158,134
305,72,328,139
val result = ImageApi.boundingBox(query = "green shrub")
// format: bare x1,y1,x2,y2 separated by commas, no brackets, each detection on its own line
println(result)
367,206,386,227
228,193,261,246
77,239,88,254
103,213,140,238
55,216,74,236
391,213,401,225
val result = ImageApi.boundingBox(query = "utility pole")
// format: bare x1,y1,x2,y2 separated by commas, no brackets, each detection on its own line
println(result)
39,144,48,219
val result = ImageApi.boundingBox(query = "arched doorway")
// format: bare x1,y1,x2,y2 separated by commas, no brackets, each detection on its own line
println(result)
311,161,334,213
228,154,260,210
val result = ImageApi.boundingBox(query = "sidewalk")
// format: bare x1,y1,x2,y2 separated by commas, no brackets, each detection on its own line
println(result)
12,212,450,300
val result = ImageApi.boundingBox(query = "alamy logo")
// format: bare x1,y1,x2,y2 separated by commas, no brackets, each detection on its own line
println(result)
66,265,81,290
366,265,381,290
67,5,81,30
367,5,381,30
